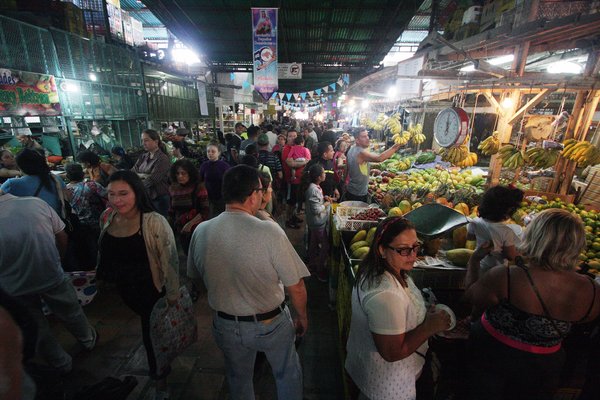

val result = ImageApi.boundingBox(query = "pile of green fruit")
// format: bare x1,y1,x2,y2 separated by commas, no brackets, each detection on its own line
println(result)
348,227,377,260
512,197,600,274
415,151,436,165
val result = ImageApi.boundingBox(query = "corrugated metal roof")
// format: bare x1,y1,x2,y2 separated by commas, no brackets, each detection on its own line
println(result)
137,0,425,91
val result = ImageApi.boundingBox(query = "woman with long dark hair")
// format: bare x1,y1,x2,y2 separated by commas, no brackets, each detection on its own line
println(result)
132,129,171,217
0,148,64,214
168,159,209,252
97,171,179,400
345,217,450,399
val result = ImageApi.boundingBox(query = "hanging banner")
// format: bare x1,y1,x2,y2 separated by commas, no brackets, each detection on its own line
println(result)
252,8,278,101
0,69,61,116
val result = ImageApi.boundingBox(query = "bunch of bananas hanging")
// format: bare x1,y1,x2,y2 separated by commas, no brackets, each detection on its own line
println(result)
361,113,387,132
560,139,600,167
440,145,469,164
408,123,426,145
498,145,525,169
386,115,403,135
456,152,478,168
478,132,500,155
524,147,560,169
392,131,411,145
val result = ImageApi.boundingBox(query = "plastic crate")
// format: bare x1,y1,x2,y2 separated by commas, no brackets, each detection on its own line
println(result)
334,214,380,232
334,205,384,231
336,206,371,217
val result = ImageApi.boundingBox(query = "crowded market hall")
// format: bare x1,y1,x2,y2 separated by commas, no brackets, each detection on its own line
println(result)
1,1,600,399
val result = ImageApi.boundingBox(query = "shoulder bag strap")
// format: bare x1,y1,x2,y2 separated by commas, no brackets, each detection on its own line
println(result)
33,178,44,197
51,174,67,219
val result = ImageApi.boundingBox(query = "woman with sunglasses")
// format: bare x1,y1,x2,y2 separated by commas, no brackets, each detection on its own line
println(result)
345,217,451,400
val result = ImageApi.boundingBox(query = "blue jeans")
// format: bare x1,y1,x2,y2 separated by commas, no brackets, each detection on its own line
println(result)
212,307,303,400
151,194,170,217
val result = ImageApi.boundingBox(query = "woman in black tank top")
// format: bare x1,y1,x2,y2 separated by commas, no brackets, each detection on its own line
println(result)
97,171,178,400
464,209,600,400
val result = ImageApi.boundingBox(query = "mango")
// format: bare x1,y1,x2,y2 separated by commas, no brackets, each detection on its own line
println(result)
446,248,474,266
366,227,377,245
350,240,370,253
351,230,367,244
352,246,370,260
398,200,412,214
388,207,403,217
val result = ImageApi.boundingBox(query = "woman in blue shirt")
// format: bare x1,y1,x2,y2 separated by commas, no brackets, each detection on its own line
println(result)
0,149,65,214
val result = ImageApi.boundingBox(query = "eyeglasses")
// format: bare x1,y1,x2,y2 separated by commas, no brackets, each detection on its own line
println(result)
386,244,421,256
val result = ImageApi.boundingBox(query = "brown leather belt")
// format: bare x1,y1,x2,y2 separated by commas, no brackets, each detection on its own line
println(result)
217,302,286,322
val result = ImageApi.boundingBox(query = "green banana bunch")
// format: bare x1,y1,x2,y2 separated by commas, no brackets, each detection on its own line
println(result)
478,132,500,155
498,144,525,169
525,147,560,169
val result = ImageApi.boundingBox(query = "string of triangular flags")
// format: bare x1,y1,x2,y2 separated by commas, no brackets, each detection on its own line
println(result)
270,74,350,103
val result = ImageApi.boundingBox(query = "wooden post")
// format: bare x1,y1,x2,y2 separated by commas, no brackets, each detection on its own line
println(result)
550,50,600,194
487,90,521,185
559,89,600,194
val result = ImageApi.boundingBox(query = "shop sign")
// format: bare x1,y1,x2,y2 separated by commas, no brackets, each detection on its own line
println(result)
252,8,278,101
0,69,61,117
278,63,302,79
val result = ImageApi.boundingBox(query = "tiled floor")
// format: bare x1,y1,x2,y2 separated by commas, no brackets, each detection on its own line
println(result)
47,216,344,399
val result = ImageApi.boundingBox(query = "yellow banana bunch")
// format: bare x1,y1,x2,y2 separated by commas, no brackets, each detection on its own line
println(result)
392,130,411,145
525,147,560,169
560,140,600,167
478,132,500,155
441,145,469,164
408,123,423,136
408,123,425,144
456,152,478,168
411,132,426,144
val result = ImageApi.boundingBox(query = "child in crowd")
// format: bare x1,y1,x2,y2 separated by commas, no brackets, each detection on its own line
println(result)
305,164,332,282
467,185,524,275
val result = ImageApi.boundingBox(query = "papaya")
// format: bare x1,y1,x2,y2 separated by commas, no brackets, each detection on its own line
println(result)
446,248,474,266
366,227,377,245
350,240,370,253
454,202,469,216
352,246,370,260
452,226,468,248
351,230,367,244
423,238,442,256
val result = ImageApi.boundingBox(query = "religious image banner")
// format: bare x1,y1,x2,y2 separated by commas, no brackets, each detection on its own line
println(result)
252,8,278,101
